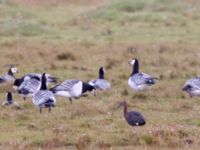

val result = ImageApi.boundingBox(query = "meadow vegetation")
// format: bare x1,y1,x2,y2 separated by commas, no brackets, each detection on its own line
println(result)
0,0,200,149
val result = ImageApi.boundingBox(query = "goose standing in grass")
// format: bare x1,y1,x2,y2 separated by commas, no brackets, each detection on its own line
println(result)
0,64,18,84
128,58,157,92
2,91,19,108
50,79,96,103
89,67,111,91
16,76,41,100
113,100,145,131
182,77,200,97
33,73,56,113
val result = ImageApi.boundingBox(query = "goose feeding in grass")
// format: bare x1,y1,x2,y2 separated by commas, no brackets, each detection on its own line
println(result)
182,77,200,97
33,73,56,113
50,79,96,103
13,73,58,89
2,91,19,108
0,64,18,84
128,58,157,92
113,100,145,130
16,76,41,100
89,67,111,91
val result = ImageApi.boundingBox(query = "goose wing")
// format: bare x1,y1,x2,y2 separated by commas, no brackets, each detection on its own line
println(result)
50,80,80,92
33,90,55,106
131,73,157,85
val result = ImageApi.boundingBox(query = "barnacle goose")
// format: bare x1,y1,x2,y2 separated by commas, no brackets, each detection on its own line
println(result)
33,73,56,113
50,79,96,103
88,67,111,91
0,64,18,84
17,76,41,100
128,58,157,92
2,91,19,108
13,73,58,89
182,77,200,97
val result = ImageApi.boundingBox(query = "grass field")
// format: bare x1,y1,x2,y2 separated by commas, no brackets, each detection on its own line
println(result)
1,0,200,149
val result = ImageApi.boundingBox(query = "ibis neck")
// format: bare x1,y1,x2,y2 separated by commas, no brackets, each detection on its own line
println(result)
131,60,139,76
123,103,128,117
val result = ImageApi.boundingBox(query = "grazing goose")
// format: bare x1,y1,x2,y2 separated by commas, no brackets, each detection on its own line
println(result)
113,100,145,130
50,79,96,103
2,91,19,108
128,58,157,92
17,76,41,100
33,73,56,113
0,65,18,84
89,67,111,91
13,73,58,89
182,77,200,97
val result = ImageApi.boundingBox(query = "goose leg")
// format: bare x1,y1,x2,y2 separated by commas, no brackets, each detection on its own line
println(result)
23,97,26,101
48,107,51,112
40,108,42,113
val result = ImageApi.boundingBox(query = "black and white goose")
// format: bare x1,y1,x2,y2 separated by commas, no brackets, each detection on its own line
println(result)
2,91,19,108
128,58,157,92
182,77,200,97
17,76,41,100
0,65,18,84
89,67,111,91
33,73,56,113
13,73,58,90
50,79,96,103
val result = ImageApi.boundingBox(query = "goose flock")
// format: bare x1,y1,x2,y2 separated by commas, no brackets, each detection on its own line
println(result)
0,58,198,129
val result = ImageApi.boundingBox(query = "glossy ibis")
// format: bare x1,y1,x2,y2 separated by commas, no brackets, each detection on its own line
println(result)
113,100,145,132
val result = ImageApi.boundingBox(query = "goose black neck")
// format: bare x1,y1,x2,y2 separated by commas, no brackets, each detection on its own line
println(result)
8,68,13,76
131,60,139,76
41,73,47,90
99,67,104,79
82,82,95,93
7,92,12,101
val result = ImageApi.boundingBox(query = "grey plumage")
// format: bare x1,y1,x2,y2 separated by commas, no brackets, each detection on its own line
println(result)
88,67,111,91
32,73,56,113
183,77,200,97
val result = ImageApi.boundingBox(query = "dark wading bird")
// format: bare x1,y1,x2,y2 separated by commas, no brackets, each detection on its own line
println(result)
113,101,145,132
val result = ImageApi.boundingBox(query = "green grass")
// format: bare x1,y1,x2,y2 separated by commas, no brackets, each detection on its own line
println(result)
1,0,200,149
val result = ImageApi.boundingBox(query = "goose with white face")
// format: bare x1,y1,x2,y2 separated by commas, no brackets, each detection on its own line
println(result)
11,67,18,74
128,58,157,92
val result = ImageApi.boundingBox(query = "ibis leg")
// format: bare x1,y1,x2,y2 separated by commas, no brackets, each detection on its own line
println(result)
40,108,42,113
49,107,51,112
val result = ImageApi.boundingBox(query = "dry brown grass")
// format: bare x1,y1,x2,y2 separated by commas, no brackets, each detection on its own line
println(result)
1,0,200,149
